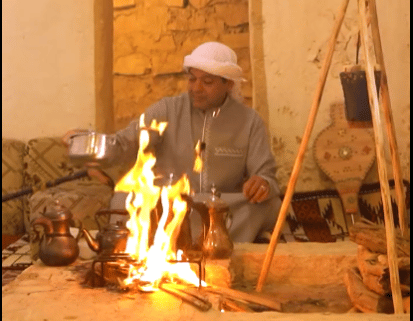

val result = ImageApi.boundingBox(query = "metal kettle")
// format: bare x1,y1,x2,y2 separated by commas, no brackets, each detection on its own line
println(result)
82,209,130,256
31,200,81,266
202,186,234,259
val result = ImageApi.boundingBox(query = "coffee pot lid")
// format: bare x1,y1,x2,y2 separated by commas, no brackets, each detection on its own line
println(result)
44,200,73,220
206,184,228,210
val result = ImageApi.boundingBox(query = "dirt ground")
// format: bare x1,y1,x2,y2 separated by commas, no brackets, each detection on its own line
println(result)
2,242,410,321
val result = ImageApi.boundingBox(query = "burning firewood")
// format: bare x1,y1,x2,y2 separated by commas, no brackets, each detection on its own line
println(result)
158,283,212,311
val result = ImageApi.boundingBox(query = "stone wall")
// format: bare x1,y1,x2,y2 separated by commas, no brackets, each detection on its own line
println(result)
2,0,96,142
259,0,410,192
113,0,252,130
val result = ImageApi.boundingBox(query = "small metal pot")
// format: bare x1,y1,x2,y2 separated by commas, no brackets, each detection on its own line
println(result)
339,69,381,122
68,131,116,166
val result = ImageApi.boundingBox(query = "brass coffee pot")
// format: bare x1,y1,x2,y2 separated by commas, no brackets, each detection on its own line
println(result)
202,186,233,259
31,200,81,266
184,186,233,259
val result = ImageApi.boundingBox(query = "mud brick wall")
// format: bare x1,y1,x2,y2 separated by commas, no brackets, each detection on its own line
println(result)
113,0,252,131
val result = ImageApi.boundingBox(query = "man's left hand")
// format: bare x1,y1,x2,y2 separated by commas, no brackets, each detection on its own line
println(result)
243,175,270,204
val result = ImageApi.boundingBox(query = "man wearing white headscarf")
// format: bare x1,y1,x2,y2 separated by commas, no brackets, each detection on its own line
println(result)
64,42,282,243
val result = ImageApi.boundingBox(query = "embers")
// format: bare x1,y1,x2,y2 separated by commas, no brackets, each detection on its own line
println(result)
86,250,206,289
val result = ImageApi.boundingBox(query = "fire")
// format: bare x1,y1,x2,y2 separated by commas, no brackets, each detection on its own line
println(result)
193,140,203,173
115,114,203,290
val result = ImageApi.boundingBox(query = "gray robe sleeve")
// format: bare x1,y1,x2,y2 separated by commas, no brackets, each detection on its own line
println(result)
246,114,281,198
104,98,170,169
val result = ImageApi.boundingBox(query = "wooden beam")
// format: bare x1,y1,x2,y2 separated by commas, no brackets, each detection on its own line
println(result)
94,0,114,133
357,0,404,313
367,0,408,237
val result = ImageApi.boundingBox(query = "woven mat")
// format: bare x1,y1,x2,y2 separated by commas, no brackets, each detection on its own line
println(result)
2,234,32,286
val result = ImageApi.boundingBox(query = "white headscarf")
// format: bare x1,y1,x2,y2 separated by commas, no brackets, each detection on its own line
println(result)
183,42,246,103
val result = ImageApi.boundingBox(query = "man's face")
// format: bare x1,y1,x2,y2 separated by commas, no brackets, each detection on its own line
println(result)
187,68,234,110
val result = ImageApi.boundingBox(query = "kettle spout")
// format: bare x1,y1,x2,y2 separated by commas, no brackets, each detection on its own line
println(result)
81,228,100,252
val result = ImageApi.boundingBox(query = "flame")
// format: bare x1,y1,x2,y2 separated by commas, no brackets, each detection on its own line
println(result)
193,140,203,173
115,114,204,290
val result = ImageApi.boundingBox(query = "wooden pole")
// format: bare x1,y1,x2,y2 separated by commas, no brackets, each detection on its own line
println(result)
357,0,404,313
367,0,408,237
256,0,351,292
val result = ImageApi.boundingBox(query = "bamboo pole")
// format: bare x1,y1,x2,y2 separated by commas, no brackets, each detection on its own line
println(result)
255,0,351,292
357,0,404,313
367,0,408,237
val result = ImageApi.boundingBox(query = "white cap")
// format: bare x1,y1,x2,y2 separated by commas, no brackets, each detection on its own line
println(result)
183,42,246,82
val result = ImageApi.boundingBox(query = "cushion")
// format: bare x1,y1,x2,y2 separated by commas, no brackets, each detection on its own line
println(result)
282,179,410,242
22,137,126,232
2,139,26,234
22,137,117,260
28,181,113,260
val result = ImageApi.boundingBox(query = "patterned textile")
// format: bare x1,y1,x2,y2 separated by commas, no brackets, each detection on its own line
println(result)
2,139,26,235
2,234,32,286
284,180,410,242
23,137,89,232
22,137,124,232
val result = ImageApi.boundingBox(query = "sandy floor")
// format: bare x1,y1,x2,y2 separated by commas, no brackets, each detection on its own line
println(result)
2,242,410,321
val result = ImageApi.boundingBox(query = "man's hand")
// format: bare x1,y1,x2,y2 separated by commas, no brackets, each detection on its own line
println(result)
61,129,89,147
61,129,101,167
242,175,270,204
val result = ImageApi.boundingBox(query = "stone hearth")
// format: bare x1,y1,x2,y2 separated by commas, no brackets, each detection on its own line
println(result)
2,241,410,321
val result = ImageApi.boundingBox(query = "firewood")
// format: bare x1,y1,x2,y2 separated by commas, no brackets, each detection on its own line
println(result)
357,245,387,295
403,297,410,313
204,285,282,311
349,221,410,257
159,283,212,312
357,245,387,277
220,298,254,312
344,267,394,313
381,264,411,296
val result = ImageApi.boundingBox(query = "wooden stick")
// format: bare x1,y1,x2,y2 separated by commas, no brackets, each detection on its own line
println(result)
367,0,408,237
220,298,253,312
205,285,282,311
256,0,351,292
165,283,211,303
357,0,404,314
159,283,212,312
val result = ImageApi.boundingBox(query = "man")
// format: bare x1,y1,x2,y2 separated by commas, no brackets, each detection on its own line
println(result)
64,42,281,243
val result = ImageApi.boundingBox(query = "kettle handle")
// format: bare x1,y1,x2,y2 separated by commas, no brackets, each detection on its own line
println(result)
31,216,54,235
69,218,84,242
94,209,129,230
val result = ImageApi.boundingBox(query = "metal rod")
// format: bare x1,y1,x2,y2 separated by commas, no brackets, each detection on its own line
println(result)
2,169,89,202
358,0,404,313
256,0,351,292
